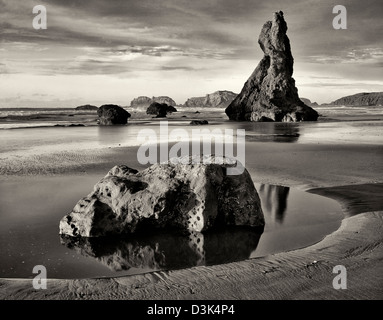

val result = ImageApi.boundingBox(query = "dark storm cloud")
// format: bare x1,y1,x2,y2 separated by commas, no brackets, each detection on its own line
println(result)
2,0,381,62
1,22,109,47
1,0,382,78
44,0,263,22
1,0,250,60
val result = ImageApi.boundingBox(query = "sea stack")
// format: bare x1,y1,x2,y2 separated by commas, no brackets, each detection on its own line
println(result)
225,11,318,122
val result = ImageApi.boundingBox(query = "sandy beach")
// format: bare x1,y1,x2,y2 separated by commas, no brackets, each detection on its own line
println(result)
0,111,382,300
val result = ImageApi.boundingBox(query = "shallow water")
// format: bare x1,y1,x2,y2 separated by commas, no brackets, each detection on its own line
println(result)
1,117,382,158
0,175,342,279
1,114,374,279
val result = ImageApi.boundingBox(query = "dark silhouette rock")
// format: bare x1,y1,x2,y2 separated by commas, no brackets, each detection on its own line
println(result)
68,124,85,127
190,120,209,125
75,104,98,111
225,11,318,122
183,91,237,108
258,116,274,122
59,156,265,237
146,102,177,118
330,92,383,106
97,105,131,125
54,123,85,127
166,105,177,113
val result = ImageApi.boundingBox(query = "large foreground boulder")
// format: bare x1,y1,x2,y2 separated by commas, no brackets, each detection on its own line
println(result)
97,104,131,125
59,155,264,237
225,11,318,122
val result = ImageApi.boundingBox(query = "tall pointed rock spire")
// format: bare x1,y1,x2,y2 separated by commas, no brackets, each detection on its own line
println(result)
226,11,318,122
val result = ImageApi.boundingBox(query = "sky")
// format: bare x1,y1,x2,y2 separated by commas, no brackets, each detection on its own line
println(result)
0,0,382,108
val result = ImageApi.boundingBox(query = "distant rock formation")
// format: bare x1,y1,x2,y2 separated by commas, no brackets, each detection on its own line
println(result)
131,96,177,108
300,98,318,107
75,104,98,111
330,92,383,106
190,120,209,125
146,102,177,118
131,96,151,108
183,91,237,108
59,156,265,237
154,96,177,106
225,11,318,122
97,104,131,125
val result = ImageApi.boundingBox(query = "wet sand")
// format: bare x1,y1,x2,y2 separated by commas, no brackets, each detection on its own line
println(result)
0,117,382,299
1,182,382,299
1,140,381,190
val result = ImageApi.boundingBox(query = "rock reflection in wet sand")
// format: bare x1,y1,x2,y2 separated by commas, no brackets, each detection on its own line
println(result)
258,184,290,223
60,227,262,273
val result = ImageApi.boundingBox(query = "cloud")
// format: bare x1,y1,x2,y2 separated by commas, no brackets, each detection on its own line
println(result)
1,43,239,76
0,62,8,74
0,0,382,107
160,65,201,71
304,47,383,67
64,45,235,75
346,48,383,62
1,0,249,49
301,82,383,88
